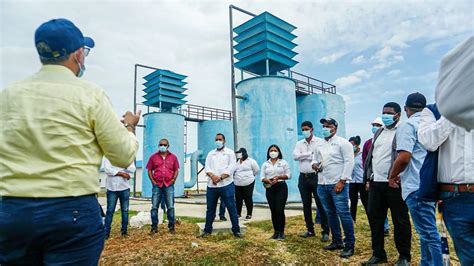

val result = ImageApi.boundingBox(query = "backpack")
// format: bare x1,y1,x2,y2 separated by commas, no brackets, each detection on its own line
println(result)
418,104,441,202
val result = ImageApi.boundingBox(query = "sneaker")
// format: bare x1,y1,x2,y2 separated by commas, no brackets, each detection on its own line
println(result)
277,232,286,240
245,215,252,220
340,246,354,258
234,232,243,238
323,242,344,251
362,256,388,265
198,232,211,238
150,228,158,235
219,216,227,221
300,231,316,238
321,233,330,242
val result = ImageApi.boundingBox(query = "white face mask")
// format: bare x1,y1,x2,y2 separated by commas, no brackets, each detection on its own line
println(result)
269,151,279,159
74,53,86,77
236,153,242,159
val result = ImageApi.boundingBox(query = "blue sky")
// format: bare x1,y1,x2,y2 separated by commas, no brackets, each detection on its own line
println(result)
1,0,472,159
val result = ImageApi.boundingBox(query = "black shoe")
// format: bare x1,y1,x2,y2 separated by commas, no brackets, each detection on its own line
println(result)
169,228,176,234
323,242,344,250
234,232,243,238
321,233,330,242
198,232,211,238
300,231,316,238
384,229,389,237
362,256,388,265
245,215,252,220
269,232,279,240
150,228,158,235
277,232,286,240
394,258,410,266
340,246,354,258
219,216,227,221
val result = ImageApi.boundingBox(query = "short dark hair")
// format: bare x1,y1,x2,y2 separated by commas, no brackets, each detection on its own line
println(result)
216,133,225,141
39,53,70,65
383,102,401,113
266,144,283,160
301,121,313,128
159,138,169,146
349,136,361,146
236,147,248,161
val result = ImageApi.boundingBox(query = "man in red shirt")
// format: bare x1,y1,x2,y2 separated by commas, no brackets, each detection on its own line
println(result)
146,139,179,234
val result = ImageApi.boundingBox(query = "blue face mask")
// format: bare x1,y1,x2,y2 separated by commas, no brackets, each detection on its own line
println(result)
302,130,311,139
371,126,379,134
159,145,167,153
322,127,332,138
381,114,396,126
353,146,358,152
215,140,224,149
74,54,86,77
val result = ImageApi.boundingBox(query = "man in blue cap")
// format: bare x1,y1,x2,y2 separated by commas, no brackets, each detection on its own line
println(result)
0,18,141,264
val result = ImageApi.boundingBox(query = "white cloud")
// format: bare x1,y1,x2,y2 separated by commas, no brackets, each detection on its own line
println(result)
334,69,370,88
318,51,346,64
351,55,366,64
387,69,401,76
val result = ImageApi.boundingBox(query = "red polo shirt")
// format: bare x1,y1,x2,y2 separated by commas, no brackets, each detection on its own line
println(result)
146,152,179,188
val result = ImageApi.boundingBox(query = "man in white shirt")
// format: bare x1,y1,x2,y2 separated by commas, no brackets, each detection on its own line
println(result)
103,157,136,239
311,118,355,258
293,121,330,241
363,102,412,266
200,133,241,238
418,105,474,266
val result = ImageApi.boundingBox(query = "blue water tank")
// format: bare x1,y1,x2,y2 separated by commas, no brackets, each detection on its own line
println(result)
142,112,185,198
236,76,300,203
197,120,234,166
296,93,346,139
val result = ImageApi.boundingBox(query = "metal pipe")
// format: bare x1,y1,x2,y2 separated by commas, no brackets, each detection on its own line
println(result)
235,95,248,100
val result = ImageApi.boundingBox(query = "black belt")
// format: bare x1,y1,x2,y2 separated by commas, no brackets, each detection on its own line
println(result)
300,172,317,178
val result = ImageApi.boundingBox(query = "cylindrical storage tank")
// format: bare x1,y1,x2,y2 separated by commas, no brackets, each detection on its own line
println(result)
197,120,234,166
237,76,300,203
142,112,185,198
296,93,346,139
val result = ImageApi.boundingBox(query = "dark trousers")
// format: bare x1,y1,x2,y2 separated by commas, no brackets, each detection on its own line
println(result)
219,200,226,218
204,183,240,234
0,195,104,265
298,173,329,235
368,182,412,260
104,188,130,237
235,181,255,216
266,181,288,233
349,183,368,222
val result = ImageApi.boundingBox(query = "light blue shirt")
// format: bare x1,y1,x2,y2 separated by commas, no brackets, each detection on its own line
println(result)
351,152,364,183
396,112,427,200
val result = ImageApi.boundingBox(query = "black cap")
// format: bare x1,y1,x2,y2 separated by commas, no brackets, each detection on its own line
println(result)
320,118,338,127
405,92,426,109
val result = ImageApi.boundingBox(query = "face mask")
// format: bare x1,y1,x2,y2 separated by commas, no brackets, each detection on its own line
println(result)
302,130,312,139
236,153,242,159
322,127,332,138
215,140,224,149
159,145,167,153
353,146,358,152
269,151,279,159
74,54,86,77
381,114,396,126
371,126,379,135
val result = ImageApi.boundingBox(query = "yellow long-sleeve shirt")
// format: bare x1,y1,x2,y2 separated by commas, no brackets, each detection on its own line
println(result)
0,65,138,197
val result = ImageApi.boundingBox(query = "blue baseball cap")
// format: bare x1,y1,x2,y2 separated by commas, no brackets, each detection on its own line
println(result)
35,18,94,59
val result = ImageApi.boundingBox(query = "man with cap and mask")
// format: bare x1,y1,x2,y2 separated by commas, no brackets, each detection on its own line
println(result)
388,93,443,266
0,19,141,264
363,102,412,265
311,118,355,258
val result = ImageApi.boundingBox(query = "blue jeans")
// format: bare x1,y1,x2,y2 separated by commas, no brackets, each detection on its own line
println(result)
104,189,130,237
151,185,175,229
204,183,240,234
219,200,226,218
439,191,474,266
406,191,442,266
0,195,104,265
317,184,355,247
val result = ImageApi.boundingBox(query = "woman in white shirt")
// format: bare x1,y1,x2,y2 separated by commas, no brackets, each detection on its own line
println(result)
261,144,291,240
233,148,259,220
